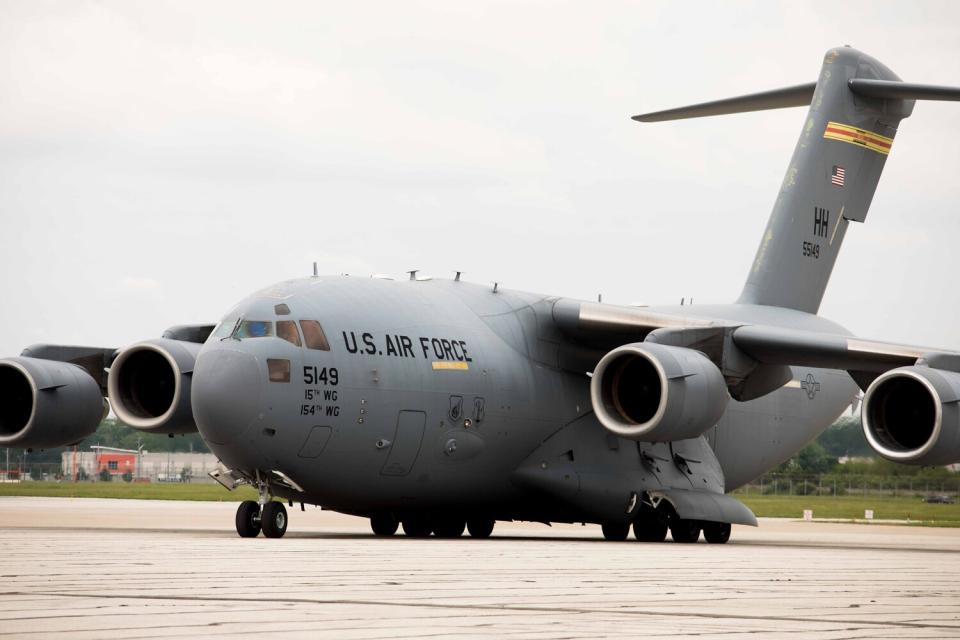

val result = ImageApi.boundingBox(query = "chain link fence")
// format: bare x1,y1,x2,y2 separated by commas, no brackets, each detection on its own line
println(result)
0,461,207,483
734,474,960,498
0,462,66,482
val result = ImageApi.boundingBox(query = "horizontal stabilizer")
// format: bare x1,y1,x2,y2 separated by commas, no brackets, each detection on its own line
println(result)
848,78,960,101
632,82,815,122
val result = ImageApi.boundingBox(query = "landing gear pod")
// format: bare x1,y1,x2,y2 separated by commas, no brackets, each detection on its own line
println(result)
0,357,105,449
107,338,202,434
590,343,729,442
862,366,960,466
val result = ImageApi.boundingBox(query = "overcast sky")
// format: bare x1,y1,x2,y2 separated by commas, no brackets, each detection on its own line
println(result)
1,0,959,356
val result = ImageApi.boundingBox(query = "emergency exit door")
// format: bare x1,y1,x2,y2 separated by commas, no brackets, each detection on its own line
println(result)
380,410,426,476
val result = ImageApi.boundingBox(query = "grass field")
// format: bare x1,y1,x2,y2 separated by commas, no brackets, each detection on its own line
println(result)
0,481,256,502
2,483,959,526
737,495,960,525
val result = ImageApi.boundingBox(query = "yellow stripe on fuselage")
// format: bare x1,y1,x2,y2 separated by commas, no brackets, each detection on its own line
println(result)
432,361,469,371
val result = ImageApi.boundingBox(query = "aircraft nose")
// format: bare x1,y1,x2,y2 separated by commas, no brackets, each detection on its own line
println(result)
192,347,262,445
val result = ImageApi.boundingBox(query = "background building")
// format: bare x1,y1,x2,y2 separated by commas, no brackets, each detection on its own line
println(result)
61,447,220,483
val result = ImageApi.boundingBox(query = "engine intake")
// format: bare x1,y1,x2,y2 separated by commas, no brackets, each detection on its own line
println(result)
0,357,105,449
862,366,960,465
590,342,729,441
107,339,201,434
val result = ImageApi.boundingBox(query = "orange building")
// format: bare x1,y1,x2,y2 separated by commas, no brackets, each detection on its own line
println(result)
95,450,136,476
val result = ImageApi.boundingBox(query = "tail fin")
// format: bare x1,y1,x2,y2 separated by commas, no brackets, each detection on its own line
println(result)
634,46,960,314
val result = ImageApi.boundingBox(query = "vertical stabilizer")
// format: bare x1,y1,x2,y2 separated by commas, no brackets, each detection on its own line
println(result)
632,47,953,314
736,47,913,313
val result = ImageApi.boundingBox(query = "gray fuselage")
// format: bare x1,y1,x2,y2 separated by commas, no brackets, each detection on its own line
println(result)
193,275,856,522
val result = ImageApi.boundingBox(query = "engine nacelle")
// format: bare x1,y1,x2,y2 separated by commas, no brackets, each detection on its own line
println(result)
862,366,960,465
107,338,202,434
0,357,105,449
590,342,729,442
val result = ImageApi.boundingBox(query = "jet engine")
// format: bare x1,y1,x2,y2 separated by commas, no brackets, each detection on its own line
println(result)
0,357,105,449
107,338,202,434
590,342,729,442
862,366,960,466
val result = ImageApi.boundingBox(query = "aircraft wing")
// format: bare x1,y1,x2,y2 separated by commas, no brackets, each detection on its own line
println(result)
19,344,117,392
730,324,960,392
16,324,216,394
730,325,956,373
552,298,958,387
552,299,717,345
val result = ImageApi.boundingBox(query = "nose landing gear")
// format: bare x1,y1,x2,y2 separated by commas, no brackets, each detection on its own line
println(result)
234,500,289,538
234,473,289,538
262,501,288,538
235,500,262,538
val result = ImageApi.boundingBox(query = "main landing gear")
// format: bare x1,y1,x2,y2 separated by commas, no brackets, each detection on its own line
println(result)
369,513,496,539
601,506,731,544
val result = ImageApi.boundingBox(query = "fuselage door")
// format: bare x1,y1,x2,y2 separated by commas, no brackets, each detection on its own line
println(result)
381,410,426,476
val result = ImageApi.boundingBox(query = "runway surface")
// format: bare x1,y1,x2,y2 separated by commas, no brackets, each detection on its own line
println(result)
1,497,959,639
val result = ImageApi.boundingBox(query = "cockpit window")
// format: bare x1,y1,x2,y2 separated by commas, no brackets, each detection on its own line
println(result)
210,317,239,341
276,320,301,347
274,304,291,316
234,320,275,339
300,320,330,351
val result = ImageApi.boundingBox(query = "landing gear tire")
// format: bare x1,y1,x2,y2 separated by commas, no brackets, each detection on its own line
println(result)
632,517,668,542
235,500,261,538
467,518,495,538
670,519,701,543
371,513,399,536
402,517,432,538
261,501,288,538
703,522,731,544
432,518,466,538
601,523,630,541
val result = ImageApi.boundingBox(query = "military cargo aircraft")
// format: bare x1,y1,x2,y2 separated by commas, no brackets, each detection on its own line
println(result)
2,47,959,543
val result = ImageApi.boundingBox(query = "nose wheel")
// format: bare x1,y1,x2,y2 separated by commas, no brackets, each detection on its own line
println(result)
235,500,288,538
262,502,288,538
235,500,262,538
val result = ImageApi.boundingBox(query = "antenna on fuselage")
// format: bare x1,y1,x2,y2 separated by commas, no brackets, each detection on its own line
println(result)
454,271,462,282
408,270,418,281
312,262,318,277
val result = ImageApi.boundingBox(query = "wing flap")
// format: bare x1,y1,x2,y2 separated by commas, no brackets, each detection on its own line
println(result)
732,324,945,374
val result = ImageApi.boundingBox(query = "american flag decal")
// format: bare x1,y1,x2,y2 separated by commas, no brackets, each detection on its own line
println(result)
831,165,845,187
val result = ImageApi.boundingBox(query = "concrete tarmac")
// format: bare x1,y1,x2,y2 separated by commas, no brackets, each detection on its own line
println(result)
1,496,959,639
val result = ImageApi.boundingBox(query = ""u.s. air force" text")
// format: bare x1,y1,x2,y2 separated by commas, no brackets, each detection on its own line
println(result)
342,331,472,362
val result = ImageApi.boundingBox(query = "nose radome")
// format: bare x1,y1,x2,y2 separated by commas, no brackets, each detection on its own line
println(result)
192,347,262,446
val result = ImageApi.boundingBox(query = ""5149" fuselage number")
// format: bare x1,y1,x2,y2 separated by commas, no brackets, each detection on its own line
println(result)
303,366,338,386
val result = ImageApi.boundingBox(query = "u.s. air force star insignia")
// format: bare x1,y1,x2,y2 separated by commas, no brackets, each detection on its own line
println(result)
801,373,821,400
